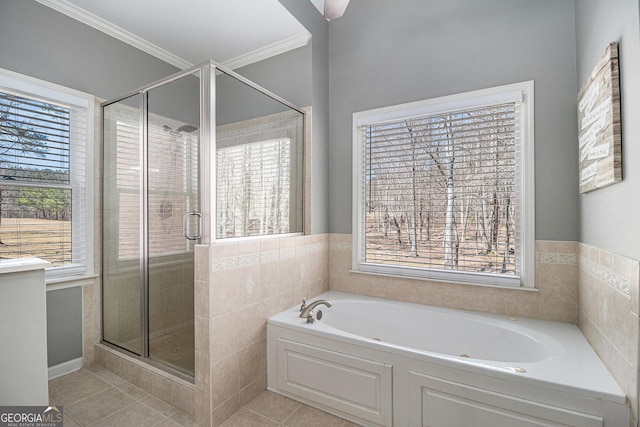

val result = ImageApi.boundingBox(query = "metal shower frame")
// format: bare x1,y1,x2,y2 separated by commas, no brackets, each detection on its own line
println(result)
100,60,304,379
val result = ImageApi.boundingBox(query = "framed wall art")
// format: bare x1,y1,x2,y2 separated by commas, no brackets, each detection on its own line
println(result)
577,42,622,193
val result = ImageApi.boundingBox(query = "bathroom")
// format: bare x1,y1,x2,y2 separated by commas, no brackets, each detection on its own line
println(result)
0,0,639,426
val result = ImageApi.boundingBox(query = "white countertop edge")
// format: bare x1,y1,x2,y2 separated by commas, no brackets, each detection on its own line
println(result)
0,257,52,274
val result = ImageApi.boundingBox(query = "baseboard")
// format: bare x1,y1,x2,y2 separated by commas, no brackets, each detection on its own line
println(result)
48,357,83,380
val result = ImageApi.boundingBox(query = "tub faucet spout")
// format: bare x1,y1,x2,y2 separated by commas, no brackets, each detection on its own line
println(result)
299,299,332,324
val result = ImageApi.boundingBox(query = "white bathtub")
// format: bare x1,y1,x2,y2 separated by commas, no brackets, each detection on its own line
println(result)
267,291,629,426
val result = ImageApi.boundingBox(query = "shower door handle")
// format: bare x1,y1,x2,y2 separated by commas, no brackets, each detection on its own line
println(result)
183,211,202,240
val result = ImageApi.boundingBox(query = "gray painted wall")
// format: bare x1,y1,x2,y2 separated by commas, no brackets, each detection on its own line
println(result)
575,0,640,260
277,0,330,234
215,71,294,125
0,1,180,100
328,0,580,241
46,287,83,367
233,44,313,110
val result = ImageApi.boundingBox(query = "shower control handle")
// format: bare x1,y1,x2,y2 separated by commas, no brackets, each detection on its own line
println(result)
183,211,202,240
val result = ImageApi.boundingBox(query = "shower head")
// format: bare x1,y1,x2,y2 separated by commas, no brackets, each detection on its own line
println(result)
176,124,198,133
163,124,199,134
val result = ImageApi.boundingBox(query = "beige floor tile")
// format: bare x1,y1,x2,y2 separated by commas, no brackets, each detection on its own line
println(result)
169,410,200,427
244,391,301,422
62,415,82,427
86,364,128,385
65,387,136,425
141,394,180,417
153,419,182,427
284,405,346,427
118,382,152,400
48,368,92,390
49,373,112,407
49,369,95,399
50,361,353,427
219,408,280,427
90,402,166,427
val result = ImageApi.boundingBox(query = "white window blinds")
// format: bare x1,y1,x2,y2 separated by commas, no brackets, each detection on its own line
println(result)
0,71,92,277
216,138,291,238
108,118,200,259
354,82,534,287
364,102,518,273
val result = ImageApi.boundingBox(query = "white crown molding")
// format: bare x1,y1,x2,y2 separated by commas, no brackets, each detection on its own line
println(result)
221,32,311,70
35,0,194,69
35,0,311,71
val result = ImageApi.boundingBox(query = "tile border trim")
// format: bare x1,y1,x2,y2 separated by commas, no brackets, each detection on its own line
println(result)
580,256,631,298
537,253,578,265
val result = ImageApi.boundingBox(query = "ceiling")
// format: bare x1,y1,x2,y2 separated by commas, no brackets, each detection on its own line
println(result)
35,0,314,70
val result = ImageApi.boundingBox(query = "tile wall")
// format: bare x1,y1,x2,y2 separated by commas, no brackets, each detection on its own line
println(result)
578,243,640,426
82,282,100,367
330,234,579,323
194,234,330,426
148,258,194,340
83,98,104,367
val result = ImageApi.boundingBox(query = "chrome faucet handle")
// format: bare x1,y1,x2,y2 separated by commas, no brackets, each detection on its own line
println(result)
299,298,307,312
304,309,316,324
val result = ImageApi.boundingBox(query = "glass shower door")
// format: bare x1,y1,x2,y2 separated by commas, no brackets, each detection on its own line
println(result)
102,71,200,377
146,73,200,376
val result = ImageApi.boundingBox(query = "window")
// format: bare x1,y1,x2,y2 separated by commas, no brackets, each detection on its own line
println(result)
216,138,291,238
353,82,534,287
215,109,304,239
0,69,94,280
104,111,199,260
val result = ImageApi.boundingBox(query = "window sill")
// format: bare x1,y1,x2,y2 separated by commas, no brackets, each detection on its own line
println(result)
348,269,539,292
46,273,98,291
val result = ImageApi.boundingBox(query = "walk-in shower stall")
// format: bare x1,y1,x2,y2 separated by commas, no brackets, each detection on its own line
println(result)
101,61,304,378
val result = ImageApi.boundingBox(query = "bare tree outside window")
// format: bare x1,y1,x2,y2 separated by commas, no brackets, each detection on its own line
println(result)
363,103,517,276
216,138,291,238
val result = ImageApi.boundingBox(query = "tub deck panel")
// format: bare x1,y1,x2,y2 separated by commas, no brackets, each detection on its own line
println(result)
409,370,604,427
275,338,392,426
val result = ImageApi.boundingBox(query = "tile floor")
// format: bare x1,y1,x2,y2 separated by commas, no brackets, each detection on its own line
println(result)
49,365,358,426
